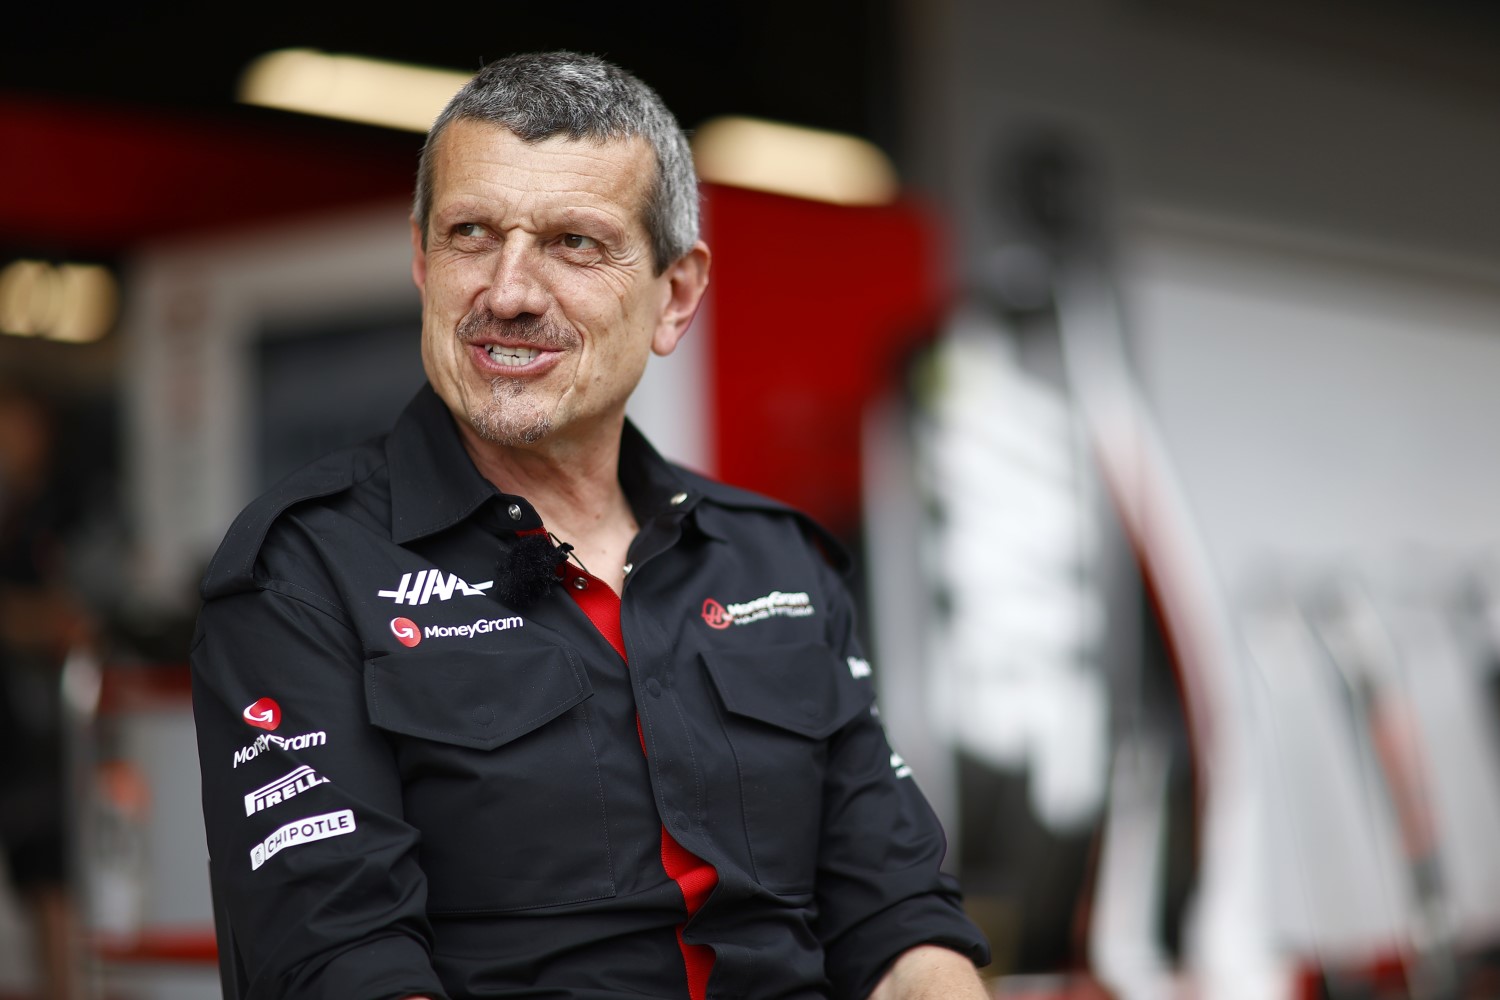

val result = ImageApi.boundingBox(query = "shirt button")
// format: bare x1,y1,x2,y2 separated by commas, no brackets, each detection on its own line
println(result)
645,678,662,698
507,503,523,520
572,576,588,591
669,492,688,506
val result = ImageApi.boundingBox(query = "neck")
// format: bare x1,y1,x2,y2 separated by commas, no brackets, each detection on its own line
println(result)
457,418,638,594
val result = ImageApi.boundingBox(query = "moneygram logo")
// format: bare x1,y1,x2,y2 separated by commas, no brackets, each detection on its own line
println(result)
241,697,281,731
390,617,421,647
250,809,356,871
422,616,524,640
232,730,327,768
701,590,814,629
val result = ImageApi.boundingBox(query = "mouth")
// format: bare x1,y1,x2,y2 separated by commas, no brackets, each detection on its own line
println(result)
457,312,573,376
485,344,542,368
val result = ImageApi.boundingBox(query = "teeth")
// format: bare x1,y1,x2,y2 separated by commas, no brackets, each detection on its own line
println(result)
487,345,541,367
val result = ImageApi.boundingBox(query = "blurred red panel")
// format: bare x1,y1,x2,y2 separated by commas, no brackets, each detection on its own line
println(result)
0,96,416,254
703,182,953,537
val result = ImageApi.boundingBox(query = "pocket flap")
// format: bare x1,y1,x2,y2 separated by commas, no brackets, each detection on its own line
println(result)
366,643,590,751
701,642,873,740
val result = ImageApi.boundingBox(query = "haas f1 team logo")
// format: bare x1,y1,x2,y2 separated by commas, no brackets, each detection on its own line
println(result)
701,599,731,630
390,617,421,648
241,698,282,731
701,591,814,629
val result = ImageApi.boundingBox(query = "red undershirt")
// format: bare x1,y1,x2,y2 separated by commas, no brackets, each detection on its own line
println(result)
551,547,719,1000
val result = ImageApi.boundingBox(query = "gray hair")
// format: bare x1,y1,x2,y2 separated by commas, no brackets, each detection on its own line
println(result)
413,50,699,274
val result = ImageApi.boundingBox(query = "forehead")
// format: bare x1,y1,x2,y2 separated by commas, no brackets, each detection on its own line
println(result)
430,120,655,227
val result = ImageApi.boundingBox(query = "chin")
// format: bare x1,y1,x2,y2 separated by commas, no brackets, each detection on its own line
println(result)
450,374,555,447
467,403,554,447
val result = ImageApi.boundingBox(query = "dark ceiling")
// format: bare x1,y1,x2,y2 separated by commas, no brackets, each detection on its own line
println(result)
9,0,1500,267
0,2,899,261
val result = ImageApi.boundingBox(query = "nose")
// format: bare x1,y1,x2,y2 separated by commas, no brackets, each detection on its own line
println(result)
481,241,550,320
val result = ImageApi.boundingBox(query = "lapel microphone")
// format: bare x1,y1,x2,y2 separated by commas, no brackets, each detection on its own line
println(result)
497,532,576,608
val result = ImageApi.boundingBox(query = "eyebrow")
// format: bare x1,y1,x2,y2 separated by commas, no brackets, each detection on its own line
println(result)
432,201,632,241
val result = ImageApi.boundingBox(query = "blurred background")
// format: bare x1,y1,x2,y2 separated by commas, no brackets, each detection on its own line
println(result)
3,1,1500,998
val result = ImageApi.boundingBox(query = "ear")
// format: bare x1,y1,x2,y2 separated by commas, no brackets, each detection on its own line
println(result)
410,216,429,301
651,241,712,357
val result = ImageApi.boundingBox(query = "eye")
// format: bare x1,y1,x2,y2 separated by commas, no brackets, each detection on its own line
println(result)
561,233,598,250
454,223,488,238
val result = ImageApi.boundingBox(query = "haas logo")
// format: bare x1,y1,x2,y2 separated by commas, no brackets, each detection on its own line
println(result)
390,617,422,648
701,599,731,630
242,697,282,731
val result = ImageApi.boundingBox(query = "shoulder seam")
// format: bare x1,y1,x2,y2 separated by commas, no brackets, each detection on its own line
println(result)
676,466,853,576
258,578,353,630
200,452,360,600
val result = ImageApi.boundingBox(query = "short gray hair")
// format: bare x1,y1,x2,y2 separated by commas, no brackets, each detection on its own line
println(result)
413,50,699,274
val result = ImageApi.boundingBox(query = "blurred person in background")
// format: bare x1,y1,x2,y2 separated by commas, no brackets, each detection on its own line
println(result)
191,50,990,1000
0,381,89,1000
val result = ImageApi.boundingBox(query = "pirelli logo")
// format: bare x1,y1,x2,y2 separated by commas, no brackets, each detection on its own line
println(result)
245,765,330,817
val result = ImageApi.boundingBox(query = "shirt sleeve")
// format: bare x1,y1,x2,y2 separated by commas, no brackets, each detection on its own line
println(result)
809,557,992,999
191,577,449,1000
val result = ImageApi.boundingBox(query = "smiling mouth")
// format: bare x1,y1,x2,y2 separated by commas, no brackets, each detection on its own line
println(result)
486,345,542,367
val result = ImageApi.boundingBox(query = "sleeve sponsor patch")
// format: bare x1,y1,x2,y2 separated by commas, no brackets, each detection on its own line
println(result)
245,765,330,816
250,809,357,870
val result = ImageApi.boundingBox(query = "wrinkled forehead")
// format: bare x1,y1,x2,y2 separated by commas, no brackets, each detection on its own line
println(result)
430,120,656,228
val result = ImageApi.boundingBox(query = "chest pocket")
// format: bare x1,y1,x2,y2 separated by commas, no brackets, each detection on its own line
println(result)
701,641,874,893
365,641,614,913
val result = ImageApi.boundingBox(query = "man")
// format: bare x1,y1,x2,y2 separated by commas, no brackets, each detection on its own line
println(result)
192,50,990,1000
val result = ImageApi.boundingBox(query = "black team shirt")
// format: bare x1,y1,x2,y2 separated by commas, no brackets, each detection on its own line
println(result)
191,383,989,999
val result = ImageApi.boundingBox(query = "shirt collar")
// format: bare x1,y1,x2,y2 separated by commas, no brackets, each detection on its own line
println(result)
385,383,698,543
385,384,527,542
618,418,698,526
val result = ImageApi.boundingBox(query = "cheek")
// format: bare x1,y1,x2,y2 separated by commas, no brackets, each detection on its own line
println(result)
426,260,483,314
422,322,466,379
562,267,640,319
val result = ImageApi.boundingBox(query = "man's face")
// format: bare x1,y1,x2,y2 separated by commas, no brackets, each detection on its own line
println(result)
412,120,697,450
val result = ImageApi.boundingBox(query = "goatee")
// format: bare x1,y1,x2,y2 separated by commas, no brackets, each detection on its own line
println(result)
468,378,553,445
454,310,574,446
